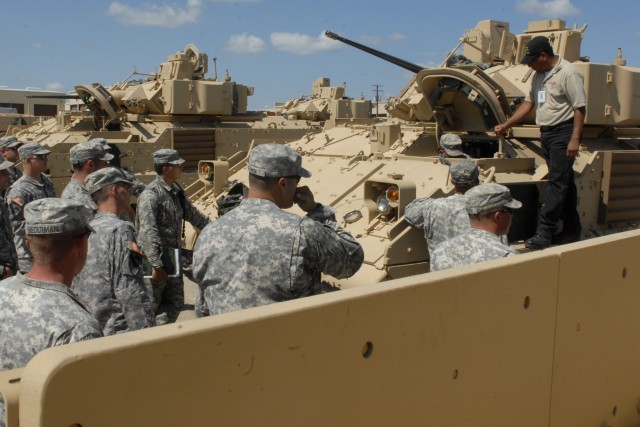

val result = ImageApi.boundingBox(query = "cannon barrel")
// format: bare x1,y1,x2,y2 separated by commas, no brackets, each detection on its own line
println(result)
324,30,424,74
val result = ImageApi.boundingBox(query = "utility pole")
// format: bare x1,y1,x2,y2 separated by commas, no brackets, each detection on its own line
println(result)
372,84,383,117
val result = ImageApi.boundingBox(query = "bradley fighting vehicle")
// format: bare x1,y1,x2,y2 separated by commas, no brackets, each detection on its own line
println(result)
277,76,372,124
188,19,640,286
3,18,640,427
13,44,340,195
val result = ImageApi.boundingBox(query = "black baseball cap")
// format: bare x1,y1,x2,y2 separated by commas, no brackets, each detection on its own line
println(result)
521,36,554,65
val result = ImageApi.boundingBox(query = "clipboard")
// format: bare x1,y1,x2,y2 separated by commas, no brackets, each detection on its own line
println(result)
143,248,181,279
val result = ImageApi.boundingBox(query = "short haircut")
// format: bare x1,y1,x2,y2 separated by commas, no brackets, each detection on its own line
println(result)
91,184,115,205
248,173,279,189
27,231,78,263
154,163,166,175
71,160,89,172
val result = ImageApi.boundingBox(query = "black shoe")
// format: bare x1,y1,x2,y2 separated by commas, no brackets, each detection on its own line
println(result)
525,233,552,250
552,228,582,245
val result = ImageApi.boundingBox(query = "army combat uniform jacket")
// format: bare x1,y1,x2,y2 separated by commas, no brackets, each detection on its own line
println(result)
5,174,56,272
61,178,97,210
0,166,21,200
0,273,102,370
192,198,365,315
7,166,21,188
72,212,155,335
405,194,470,256
0,200,17,275
136,176,210,269
0,273,102,427
405,193,509,255
430,228,517,272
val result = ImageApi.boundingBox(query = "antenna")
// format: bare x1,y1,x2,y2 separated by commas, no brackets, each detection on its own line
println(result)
212,57,218,81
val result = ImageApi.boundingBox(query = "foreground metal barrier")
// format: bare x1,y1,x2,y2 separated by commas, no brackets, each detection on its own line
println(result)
2,230,640,426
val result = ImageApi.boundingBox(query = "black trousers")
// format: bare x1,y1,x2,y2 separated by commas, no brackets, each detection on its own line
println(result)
538,123,580,237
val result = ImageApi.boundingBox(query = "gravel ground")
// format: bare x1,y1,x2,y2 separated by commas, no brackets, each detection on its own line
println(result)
176,277,198,322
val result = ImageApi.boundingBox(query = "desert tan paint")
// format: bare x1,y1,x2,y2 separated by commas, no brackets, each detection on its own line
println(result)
1,230,639,426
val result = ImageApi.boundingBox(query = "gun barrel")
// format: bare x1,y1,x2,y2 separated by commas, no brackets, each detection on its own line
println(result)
325,31,423,74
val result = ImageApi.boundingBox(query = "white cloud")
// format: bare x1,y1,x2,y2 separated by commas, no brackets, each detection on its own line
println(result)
225,33,267,53
271,32,341,55
516,0,581,16
388,33,406,42
46,82,64,91
361,35,382,46
31,42,42,49
107,0,202,28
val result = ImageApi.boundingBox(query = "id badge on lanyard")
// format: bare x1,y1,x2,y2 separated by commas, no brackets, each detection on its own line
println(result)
537,90,546,104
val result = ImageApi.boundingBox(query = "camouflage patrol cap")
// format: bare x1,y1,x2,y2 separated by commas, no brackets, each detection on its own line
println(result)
465,183,522,215
450,159,480,186
5,138,22,149
24,198,94,235
0,135,18,149
85,167,133,195
153,149,185,165
18,142,51,160
247,144,311,178
88,137,111,150
439,134,464,157
0,160,15,171
70,141,114,164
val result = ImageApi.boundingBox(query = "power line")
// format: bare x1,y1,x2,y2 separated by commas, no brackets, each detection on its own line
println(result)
372,84,383,117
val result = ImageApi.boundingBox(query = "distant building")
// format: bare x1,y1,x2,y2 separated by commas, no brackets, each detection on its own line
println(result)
65,93,87,113
0,87,65,116
371,100,388,118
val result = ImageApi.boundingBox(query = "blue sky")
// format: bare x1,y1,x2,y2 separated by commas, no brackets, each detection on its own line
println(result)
1,0,638,110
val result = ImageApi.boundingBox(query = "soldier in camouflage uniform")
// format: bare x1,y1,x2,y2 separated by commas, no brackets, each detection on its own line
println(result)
5,143,56,273
92,138,146,197
61,140,113,210
72,167,155,335
405,159,480,256
136,149,210,324
0,161,17,280
0,198,102,426
430,183,521,272
0,136,23,199
437,133,471,165
192,143,365,316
